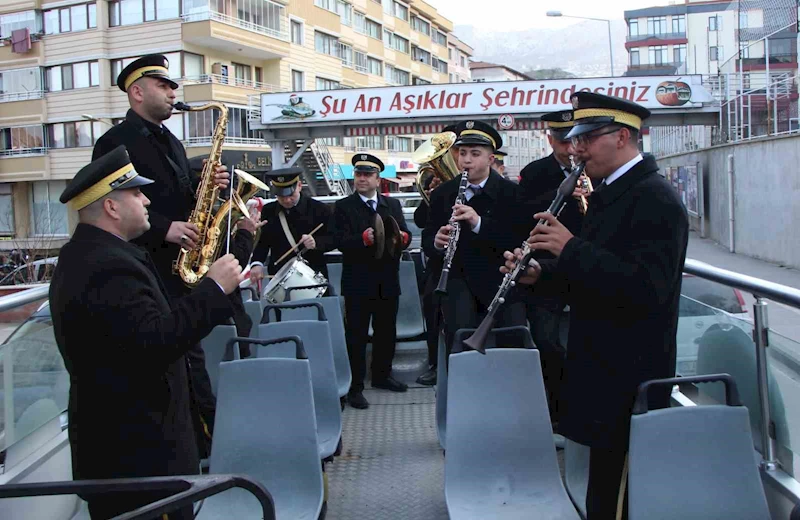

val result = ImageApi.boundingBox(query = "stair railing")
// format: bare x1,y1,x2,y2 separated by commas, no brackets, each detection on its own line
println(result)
310,140,351,196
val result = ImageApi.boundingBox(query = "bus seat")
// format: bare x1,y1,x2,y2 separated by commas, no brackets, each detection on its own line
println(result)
268,296,351,399
256,321,342,460
327,263,342,296
199,325,237,396
369,261,425,340
241,299,263,337
198,355,323,520
437,326,535,451
628,374,770,520
445,348,579,520
564,438,590,519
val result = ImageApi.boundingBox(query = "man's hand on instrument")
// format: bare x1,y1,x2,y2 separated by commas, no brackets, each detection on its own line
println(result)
572,175,590,200
238,213,267,235
401,231,410,246
362,227,375,246
452,203,479,229
434,224,452,249
425,176,443,198
167,221,200,249
249,265,264,284
207,254,245,295
300,234,317,250
500,249,542,285
204,159,230,189
528,213,574,257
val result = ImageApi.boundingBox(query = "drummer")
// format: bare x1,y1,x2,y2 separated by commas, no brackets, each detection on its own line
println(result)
249,167,335,293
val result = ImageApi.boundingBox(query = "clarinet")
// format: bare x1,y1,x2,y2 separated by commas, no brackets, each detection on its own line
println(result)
435,171,469,295
462,163,585,354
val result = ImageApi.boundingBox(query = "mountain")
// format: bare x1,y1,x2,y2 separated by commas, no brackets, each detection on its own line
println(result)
455,20,630,78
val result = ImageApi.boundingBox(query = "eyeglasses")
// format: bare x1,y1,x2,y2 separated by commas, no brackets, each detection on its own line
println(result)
570,127,621,148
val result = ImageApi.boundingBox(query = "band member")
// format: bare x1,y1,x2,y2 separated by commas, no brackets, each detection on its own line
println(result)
422,120,526,358
249,167,334,292
330,154,412,409
504,92,689,519
415,123,458,386
492,147,507,177
50,147,244,520
92,54,229,458
517,110,586,428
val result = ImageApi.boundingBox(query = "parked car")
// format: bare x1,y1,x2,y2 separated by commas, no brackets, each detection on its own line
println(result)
676,273,751,376
0,257,59,286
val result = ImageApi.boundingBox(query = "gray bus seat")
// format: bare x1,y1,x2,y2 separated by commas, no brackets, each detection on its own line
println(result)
437,326,535,451
327,262,342,296
564,438,590,519
368,261,425,340
445,348,579,519
267,296,351,398
628,374,770,520
696,323,789,454
200,325,237,396
255,320,342,459
199,337,323,520
242,299,263,337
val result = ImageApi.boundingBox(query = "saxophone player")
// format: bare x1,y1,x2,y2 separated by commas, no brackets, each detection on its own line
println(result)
422,120,526,360
92,54,231,459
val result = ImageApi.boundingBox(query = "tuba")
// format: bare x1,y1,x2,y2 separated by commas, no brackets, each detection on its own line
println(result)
412,131,459,205
171,101,268,287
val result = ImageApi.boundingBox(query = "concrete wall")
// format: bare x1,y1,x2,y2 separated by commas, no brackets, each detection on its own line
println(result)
658,133,800,270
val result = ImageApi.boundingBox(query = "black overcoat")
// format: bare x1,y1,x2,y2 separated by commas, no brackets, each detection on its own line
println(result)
553,155,689,449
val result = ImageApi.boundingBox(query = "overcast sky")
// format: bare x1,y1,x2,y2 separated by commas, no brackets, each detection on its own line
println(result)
432,0,671,32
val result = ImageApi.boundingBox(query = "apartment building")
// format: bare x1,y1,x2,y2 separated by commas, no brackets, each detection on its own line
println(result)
468,60,548,181
447,32,471,83
0,0,469,250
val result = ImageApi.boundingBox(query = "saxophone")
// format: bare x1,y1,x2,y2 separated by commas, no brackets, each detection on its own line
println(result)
172,101,267,287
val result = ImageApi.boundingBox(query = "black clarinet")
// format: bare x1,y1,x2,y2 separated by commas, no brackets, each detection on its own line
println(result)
463,163,585,354
435,171,469,294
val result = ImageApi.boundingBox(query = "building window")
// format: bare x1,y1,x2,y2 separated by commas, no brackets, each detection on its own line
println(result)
337,1,352,26
739,11,748,29
742,72,751,90
292,70,304,91
739,42,750,59
387,136,411,151
671,15,685,34
184,52,204,77
448,47,453,60
316,77,340,90
187,106,254,141
673,44,686,64
630,48,640,66
291,20,303,44
314,0,336,11
111,52,181,85
357,135,383,149
0,10,42,38
709,46,723,61
393,2,408,21
383,30,409,53
648,45,668,65
46,61,99,91
354,12,365,33
183,0,284,35
432,57,447,73
367,57,382,76
354,51,368,73
411,16,430,36
31,181,68,236
0,68,43,102
365,18,381,39
433,30,447,46
709,15,722,32
44,3,97,35
255,66,263,83
628,19,638,37
233,62,252,85
412,46,431,65
0,184,13,235
0,125,45,155
47,121,104,148
384,64,409,85
340,43,353,67
412,77,430,86
647,16,666,35
109,0,179,27
315,31,340,57
320,136,343,147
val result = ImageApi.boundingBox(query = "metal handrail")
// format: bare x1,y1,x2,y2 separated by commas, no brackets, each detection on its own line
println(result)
0,284,49,313
683,258,800,308
0,474,275,520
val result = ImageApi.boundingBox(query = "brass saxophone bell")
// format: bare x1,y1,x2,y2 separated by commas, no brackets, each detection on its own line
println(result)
413,131,459,205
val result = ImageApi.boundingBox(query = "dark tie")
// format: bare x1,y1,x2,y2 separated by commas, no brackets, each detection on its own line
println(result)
367,199,376,213
468,185,482,197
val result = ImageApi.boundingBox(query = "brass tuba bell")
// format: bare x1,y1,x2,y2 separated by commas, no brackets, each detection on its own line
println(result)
412,131,459,205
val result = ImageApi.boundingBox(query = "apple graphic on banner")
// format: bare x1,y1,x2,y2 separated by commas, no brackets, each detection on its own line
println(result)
656,79,692,106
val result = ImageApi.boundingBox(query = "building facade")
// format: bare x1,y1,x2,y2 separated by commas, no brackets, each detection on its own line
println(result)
447,33,471,83
0,0,470,251
468,60,548,181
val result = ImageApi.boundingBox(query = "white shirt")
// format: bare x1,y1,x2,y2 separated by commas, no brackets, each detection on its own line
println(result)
603,154,643,186
358,192,379,208
434,177,485,251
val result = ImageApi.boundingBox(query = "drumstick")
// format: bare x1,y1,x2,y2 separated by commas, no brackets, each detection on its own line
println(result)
275,223,324,265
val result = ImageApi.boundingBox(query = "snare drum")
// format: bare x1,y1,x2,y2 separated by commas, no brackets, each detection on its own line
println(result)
262,257,328,304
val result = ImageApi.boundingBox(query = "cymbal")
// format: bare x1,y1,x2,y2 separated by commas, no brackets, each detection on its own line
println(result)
384,215,402,259
373,213,385,260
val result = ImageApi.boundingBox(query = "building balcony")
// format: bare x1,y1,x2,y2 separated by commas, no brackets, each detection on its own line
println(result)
0,39,43,64
737,54,798,71
182,74,286,105
625,62,684,76
0,151,47,182
181,10,290,60
184,136,267,148
625,32,687,49
0,97,45,127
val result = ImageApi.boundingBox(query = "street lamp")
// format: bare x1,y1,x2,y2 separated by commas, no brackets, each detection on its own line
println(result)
547,11,615,77
81,114,113,127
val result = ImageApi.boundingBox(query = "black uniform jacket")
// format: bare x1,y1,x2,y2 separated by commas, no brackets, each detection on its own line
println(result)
550,155,689,449
251,194,333,278
49,224,234,489
422,171,525,306
93,109,196,298
414,202,442,296
518,154,585,304
330,192,411,298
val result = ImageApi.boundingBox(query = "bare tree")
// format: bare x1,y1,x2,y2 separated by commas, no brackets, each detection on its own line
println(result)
0,203,65,285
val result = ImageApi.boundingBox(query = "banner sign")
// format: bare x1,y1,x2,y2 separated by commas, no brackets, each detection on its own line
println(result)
664,164,701,217
260,76,712,126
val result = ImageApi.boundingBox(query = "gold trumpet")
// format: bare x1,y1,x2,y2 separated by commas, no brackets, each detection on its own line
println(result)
412,131,459,205
578,174,593,215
